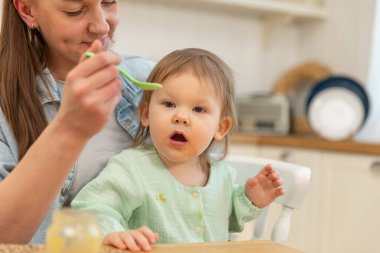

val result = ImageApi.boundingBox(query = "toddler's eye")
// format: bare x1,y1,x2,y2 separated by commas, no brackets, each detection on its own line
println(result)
163,101,175,108
193,106,206,113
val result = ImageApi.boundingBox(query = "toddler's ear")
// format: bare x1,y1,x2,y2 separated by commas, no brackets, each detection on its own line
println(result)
214,116,232,140
139,101,150,127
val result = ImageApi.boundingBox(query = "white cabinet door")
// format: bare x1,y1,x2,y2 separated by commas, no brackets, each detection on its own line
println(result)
258,146,323,253
230,143,380,253
321,152,380,253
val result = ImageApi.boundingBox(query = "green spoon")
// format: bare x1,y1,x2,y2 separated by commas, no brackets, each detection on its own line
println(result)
85,52,161,90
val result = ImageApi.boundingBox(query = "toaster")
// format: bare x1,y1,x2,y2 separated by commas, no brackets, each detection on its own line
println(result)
236,94,290,135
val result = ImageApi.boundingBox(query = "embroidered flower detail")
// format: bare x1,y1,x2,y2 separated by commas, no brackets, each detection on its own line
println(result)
155,194,167,203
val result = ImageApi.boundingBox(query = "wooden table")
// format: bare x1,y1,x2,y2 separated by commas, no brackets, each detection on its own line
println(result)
0,241,303,253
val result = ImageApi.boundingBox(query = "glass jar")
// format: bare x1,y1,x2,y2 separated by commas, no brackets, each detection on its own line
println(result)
46,209,103,253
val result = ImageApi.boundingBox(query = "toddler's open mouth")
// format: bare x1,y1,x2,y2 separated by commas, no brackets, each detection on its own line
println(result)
170,132,187,143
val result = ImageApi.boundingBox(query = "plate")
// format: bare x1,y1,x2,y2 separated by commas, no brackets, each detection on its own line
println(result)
306,76,369,141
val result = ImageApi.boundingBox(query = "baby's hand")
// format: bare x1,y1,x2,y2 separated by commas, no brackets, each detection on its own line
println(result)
244,164,285,208
103,226,158,252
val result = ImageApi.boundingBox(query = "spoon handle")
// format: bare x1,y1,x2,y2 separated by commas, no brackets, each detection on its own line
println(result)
117,66,162,90
84,52,161,91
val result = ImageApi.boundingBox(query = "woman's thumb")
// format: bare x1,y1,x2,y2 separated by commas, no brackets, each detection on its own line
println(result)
88,40,102,54
79,40,102,62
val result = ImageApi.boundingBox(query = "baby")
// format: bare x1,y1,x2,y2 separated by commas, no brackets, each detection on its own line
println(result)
72,48,284,251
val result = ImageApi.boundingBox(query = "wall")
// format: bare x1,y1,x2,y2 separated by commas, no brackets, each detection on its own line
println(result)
296,0,379,143
115,0,376,96
299,0,375,85
0,1,375,95
114,0,300,96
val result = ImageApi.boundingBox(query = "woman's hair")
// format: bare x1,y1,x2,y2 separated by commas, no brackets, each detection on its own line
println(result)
134,48,237,162
0,1,48,159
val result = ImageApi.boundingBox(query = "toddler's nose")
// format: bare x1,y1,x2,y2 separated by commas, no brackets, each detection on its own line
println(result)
173,114,189,125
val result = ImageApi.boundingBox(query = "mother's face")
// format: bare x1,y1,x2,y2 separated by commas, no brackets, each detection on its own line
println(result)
30,0,120,73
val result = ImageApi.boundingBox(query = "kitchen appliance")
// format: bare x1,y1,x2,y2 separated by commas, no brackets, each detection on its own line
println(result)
236,94,290,135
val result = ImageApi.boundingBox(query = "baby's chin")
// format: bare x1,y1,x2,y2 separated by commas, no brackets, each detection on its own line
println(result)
159,150,201,163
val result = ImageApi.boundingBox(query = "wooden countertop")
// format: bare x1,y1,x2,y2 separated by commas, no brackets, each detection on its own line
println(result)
231,133,380,155
0,241,303,253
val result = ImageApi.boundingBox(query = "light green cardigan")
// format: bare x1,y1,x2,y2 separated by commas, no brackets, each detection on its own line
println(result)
72,148,262,243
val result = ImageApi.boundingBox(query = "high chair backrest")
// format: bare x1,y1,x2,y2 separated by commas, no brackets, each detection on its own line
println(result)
226,154,311,243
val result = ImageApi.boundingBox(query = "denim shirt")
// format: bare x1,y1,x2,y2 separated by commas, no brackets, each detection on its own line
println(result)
0,54,155,243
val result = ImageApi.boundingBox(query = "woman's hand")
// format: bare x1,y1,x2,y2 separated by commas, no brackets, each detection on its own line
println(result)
244,164,285,208
103,226,159,252
56,40,122,142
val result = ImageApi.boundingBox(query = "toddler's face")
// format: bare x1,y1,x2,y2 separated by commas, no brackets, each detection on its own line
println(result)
140,70,231,166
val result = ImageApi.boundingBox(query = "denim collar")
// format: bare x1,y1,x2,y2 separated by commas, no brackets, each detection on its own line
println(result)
36,68,64,104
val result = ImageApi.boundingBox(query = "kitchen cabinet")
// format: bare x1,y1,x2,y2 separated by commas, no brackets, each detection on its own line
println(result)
229,143,380,253
258,146,323,253
320,152,380,253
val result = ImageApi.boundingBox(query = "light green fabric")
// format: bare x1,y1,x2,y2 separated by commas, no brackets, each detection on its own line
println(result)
72,148,262,243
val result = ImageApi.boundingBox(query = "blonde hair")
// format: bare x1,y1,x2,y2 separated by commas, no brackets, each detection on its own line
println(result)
134,48,237,161
0,1,49,159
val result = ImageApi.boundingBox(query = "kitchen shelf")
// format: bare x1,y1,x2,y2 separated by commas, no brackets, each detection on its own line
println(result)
125,0,327,21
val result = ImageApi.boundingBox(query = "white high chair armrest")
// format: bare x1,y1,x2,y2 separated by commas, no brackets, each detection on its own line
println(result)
226,154,311,244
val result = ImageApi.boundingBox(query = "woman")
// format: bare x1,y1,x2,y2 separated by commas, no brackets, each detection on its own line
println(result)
0,0,154,243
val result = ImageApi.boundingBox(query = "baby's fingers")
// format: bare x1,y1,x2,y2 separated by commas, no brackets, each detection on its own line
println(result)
261,164,273,176
103,233,127,250
121,232,141,252
267,170,280,181
276,187,286,196
130,230,153,252
272,177,282,187
138,226,159,243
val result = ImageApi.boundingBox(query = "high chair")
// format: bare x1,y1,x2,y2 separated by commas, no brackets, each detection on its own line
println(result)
226,154,311,243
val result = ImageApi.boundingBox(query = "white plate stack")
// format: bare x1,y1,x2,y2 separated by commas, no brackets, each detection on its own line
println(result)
306,76,369,141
